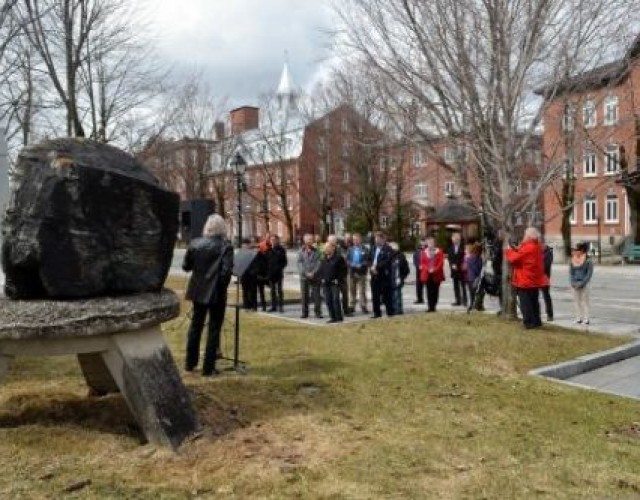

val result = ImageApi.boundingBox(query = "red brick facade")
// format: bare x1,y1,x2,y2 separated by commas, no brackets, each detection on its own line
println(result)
541,40,640,254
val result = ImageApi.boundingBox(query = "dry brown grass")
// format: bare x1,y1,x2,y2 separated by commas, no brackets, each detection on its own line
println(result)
1,282,640,498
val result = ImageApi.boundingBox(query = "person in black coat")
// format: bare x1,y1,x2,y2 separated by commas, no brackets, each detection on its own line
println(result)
413,238,426,304
240,238,258,310
182,214,234,376
447,232,467,306
267,234,288,312
369,231,394,318
319,241,348,323
541,242,554,321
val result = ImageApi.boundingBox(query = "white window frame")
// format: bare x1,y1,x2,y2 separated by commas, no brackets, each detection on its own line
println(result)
414,183,428,198
413,147,425,167
317,165,326,183
444,146,455,164
562,103,575,131
380,215,389,228
343,192,351,210
569,204,577,225
605,194,619,223
444,181,455,195
583,100,596,128
343,166,350,183
604,96,618,126
604,144,619,175
583,150,597,177
584,196,597,225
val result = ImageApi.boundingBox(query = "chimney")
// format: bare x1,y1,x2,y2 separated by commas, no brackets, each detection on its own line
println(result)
214,121,225,141
230,106,260,135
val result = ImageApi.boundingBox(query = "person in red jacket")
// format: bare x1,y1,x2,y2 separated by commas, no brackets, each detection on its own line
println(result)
505,227,549,329
419,236,445,312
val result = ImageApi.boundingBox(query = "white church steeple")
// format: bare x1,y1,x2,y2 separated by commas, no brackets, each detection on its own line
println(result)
276,52,299,115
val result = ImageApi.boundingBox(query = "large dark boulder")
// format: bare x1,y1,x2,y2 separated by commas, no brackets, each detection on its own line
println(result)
1,138,179,299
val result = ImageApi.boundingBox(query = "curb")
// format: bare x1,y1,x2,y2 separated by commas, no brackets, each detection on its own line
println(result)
529,340,640,381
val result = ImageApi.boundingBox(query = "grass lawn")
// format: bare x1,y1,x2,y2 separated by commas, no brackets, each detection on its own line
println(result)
1,284,640,498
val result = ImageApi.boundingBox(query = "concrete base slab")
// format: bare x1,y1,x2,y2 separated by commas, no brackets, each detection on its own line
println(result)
530,340,640,400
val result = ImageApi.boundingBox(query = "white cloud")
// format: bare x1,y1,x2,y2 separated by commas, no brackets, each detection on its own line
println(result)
144,0,335,105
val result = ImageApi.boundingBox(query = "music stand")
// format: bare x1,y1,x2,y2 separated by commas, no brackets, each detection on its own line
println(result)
221,248,257,373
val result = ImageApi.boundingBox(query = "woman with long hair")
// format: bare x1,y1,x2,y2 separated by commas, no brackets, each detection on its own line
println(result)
570,241,594,325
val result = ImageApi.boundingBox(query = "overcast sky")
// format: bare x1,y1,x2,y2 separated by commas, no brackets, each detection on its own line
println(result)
146,0,336,107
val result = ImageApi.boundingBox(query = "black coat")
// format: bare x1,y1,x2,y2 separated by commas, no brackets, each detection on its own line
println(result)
447,242,465,275
183,236,234,304
319,253,348,285
266,244,288,281
371,243,393,281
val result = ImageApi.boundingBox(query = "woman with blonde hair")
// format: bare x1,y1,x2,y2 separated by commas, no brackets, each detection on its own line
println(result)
182,214,234,376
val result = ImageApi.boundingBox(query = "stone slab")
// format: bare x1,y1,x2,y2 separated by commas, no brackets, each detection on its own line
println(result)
0,289,179,339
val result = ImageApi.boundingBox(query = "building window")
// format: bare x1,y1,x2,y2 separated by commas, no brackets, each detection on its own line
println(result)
413,147,425,167
514,180,522,194
343,192,351,210
604,144,619,174
513,211,524,226
562,103,575,131
444,146,455,164
584,196,597,224
569,203,577,225
317,166,326,183
342,141,350,158
583,100,596,128
414,183,428,198
343,166,350,183
583,150,597,177
380,215,389,228
444,181,455,195
526,181,539,193
341,118,349,133
379,157,387,172
605,194,619,223
533,150,542,166
604,96,618,125
317,137,326,153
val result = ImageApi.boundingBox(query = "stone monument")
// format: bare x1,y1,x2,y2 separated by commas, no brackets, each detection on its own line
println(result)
0,138,199,449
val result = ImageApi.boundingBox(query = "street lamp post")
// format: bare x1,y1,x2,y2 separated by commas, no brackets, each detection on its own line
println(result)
260,183,270,233
231,153,247,248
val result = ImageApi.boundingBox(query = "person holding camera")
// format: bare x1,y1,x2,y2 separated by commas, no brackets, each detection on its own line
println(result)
319,241,348,323
505,227,548,329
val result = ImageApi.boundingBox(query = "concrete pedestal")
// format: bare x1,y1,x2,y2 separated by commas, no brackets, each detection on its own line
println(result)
0,289,200,449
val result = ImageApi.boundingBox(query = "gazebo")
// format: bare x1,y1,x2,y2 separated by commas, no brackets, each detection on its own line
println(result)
426,197,480,241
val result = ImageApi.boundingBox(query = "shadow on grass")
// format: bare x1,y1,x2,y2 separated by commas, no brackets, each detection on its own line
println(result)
187,357,351,439
0,392,143,442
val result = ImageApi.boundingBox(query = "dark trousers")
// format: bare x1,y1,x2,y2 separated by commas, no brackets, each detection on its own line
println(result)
464,281,477,311
392,286,404,315
415,273,424,303
370,276,392,316
541,285,553,319
270,278,284,311
301,278,322,317
186,298,227,374
452,271,467,305
341,278,350,314
241,275,257,309
324,283,343,321
426,277,440,311
517,287,542,329
257,282,267,310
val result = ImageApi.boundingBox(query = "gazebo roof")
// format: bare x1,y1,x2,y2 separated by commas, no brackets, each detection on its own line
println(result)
429,199,479,223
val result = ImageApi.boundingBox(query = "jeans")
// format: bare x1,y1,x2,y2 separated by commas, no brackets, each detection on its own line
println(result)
270,278,284,311
186,298,227,374
541,285,553,319
301,277,322,317
324,283,343,321
573,285,590,320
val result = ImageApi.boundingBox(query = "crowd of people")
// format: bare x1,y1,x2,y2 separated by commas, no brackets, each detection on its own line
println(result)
180,214,595,375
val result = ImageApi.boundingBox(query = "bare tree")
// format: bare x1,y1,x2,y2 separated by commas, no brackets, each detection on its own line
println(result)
332,0,640,314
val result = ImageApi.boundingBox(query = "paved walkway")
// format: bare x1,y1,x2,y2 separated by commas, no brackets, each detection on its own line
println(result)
566,356,640,400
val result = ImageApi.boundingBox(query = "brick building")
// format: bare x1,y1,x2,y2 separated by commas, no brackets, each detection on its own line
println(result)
540,35,640,254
